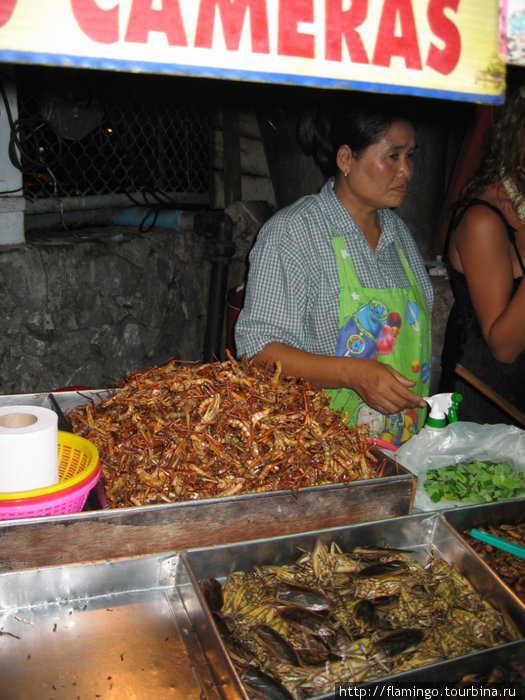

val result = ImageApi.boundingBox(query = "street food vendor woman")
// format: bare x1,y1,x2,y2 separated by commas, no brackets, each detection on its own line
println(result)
235,97,433,447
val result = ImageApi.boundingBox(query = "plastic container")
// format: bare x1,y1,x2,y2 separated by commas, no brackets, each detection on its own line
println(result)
366,436,398,452
0,431,100,520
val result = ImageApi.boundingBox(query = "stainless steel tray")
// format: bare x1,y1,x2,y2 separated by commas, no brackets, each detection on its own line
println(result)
178,512,525,698
0,391,416,572
0,552,235,699
1,514,523,699
442,499,525,610
0,389,109,411
442,498,525,532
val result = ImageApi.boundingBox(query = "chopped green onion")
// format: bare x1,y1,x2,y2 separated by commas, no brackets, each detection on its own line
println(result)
423,461,525,505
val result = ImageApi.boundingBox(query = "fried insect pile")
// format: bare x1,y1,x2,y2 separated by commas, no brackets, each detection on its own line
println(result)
67,355,379,507
463,522,525,603
200,540,521,699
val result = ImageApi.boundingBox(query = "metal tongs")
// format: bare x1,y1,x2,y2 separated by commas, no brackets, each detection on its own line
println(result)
47,392,109,509
470,528,525,560
47,393,73,432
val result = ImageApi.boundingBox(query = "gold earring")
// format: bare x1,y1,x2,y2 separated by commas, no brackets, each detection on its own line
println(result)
344,171,348,178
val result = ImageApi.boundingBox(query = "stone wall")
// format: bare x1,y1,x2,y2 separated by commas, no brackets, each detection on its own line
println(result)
1,227,213,394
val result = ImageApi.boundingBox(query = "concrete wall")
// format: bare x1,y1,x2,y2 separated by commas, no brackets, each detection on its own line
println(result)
1,228,211,394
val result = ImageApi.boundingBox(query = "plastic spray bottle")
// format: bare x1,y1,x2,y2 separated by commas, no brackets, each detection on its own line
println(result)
424,393,463,429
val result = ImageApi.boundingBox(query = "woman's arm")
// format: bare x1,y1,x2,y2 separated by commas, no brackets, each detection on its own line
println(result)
253,343,427,415
449,204,525,363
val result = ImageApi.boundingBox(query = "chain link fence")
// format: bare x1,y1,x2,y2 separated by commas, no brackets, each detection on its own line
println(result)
14,66,212,207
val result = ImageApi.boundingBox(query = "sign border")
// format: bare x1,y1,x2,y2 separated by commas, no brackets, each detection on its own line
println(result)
0,50,505,105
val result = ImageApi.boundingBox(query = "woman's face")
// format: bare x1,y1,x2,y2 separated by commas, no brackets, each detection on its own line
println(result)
339,120,416,211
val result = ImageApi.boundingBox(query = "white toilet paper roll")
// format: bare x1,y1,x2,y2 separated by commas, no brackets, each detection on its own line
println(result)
0,406,59,492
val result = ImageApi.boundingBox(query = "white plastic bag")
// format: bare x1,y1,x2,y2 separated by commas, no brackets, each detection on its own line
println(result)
394,421,525,511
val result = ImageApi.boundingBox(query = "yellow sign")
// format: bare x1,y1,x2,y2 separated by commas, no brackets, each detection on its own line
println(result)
0,0,505,103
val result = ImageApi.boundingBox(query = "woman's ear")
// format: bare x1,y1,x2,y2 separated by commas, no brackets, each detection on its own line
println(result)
336,145,353,177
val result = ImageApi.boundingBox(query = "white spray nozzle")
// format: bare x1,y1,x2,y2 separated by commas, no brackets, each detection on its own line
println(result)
424,393,462,428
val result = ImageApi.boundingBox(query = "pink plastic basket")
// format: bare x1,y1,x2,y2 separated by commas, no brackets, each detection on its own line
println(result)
0,431,100,520
0,465,100,519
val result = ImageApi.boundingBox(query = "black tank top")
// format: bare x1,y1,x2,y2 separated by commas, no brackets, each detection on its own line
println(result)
439,199,525,425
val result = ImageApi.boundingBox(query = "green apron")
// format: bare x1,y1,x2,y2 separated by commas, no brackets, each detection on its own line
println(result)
318,202,431,446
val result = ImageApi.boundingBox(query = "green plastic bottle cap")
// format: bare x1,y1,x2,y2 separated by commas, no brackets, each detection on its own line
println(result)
426,415,446,428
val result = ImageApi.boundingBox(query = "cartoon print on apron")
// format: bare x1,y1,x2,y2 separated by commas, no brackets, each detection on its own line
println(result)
315,198,431,446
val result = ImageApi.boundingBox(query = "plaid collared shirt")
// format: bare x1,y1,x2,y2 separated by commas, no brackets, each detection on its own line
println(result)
235,178,433,359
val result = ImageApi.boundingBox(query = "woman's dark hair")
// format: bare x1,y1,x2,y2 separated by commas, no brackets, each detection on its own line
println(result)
297,95,412,178
462,87,525,210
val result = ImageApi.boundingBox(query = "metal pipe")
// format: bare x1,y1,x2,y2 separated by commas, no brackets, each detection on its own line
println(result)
109,207,195,231
199,214,235,362
25,206,197,234
24,192,209,214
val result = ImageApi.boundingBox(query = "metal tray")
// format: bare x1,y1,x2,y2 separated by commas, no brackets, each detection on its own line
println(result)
0,391,416,572
1,514,523,699
442,499,525,610
442,498,525,532
0,551,232,699
178,512,525,698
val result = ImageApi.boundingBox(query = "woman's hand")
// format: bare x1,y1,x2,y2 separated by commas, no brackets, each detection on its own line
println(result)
346,359,426,414
252,343,426,415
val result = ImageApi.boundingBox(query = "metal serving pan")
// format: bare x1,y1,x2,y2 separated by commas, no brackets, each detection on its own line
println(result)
0,551,233,699
442,498,525,610
0,391,416,572
1,514,523,699
442,498,525,532
178,512,525,698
